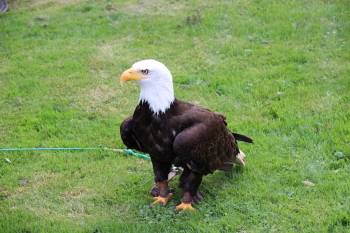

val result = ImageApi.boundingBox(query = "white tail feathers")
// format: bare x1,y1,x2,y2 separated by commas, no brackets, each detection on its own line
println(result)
235,150,246,166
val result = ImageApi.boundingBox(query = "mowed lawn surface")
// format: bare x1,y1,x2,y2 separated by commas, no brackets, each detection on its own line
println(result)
0,0,349,232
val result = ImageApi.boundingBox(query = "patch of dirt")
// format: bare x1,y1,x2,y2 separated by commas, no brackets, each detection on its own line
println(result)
60,187,89,199
0,187,12,200
19,178,29,187
59,187,97,218
122,0,188,16
89,43,116,71
83,84,119,114
99,44,114,61
89,38,135,71
303,180,315,187
10,0,81,11
306,91,341,115
15,172,59,194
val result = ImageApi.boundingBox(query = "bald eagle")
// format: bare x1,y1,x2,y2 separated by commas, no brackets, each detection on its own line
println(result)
119,59,253,211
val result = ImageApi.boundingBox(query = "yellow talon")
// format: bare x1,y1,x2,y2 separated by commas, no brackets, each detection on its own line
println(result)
175,202,195,211
152,193,173,206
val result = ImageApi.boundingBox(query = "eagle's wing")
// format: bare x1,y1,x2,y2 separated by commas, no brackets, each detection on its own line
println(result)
120,117,142,151
172,109,238,174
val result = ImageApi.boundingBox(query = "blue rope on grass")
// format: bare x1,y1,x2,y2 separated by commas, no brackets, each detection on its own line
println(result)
0,147,151,161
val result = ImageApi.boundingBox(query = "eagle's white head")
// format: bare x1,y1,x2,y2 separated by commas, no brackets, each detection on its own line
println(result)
120,59,175,114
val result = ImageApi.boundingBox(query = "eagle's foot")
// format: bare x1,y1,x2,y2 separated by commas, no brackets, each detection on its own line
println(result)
175,202,195,211
152,193,173,206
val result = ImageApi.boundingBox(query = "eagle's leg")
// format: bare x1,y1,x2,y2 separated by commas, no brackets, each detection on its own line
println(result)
176,167,203,211
152,181,173,206
150,166,180,197
151,160,173,206
150,183,176,197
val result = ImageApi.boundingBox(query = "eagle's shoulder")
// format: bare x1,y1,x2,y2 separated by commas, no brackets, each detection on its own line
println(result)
169,99,227,125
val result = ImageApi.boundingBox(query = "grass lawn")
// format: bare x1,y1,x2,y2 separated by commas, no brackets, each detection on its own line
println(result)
0,0,349,232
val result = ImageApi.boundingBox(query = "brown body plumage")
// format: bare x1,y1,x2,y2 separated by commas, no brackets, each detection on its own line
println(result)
121,99,240,174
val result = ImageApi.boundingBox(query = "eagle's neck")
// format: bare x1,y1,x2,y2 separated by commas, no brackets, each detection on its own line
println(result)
139,81,175,114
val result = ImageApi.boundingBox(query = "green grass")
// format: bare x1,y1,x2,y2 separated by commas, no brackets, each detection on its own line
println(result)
0,0,349,232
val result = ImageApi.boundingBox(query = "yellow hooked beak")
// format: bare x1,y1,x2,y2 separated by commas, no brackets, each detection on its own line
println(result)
119,68,143,84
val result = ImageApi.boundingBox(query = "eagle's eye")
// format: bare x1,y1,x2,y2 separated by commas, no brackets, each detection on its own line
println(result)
141,69,149,75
